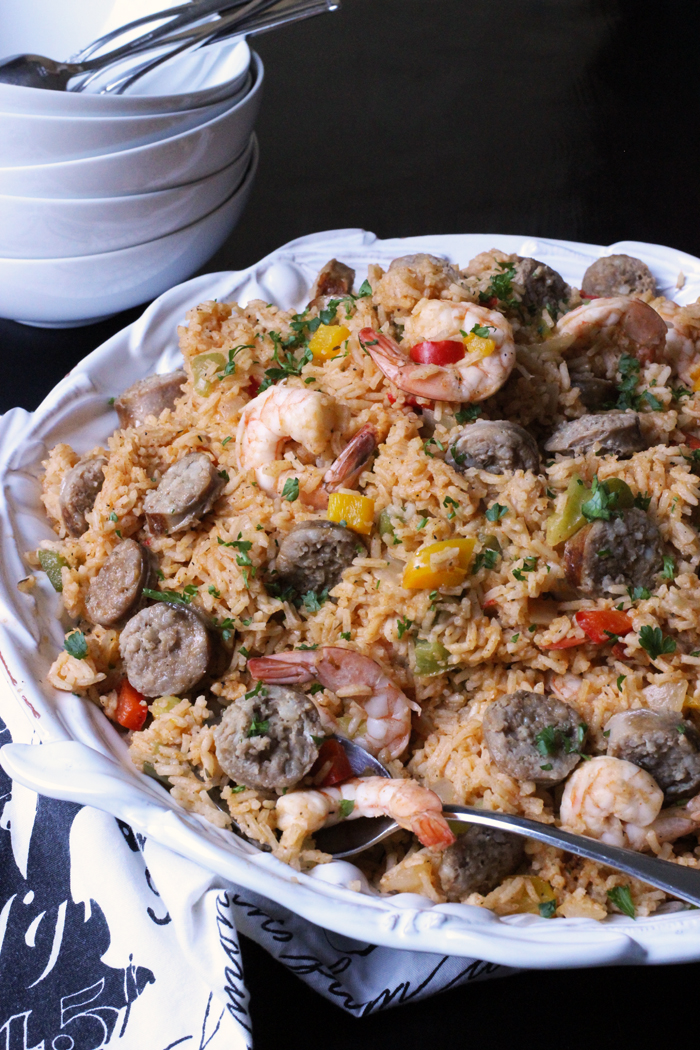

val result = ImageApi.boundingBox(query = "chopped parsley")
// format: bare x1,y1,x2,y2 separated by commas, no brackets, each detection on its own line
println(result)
443,495,459,520
221,436,233,446
485,503,508,522
246,719,270,738
642,390,664,411
296,643,318,651
535,722,587,757
470,323,494,338
208,585,221,598
142,587,192,606
472,548,500,573
239,646,250,659
64,630,88,660
671,386,691,402
607,885,636,919
639,625,676,660
340,631,351,641
416,516,428,530
308,682,324,694
258,330,313,392
218,343,253,380
281,477,300,502
244,681,267,700
662,555,676,580
455,405,482,424
634,492,651,511
513,556,537,581
302,588,330,613
109,511,118,522
422,436,445,457
597,548,612,558
479,262,517,308
357,279,372,297
108,396,115,406
627,585,651,601
538,899,557,918
582,477,623,521
338,799,355,819
617,674,626,690
218,469,230,482
615,354,641,410
511,634,520,643
397,616,414,639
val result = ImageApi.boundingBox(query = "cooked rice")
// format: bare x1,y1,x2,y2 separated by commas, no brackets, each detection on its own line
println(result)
37,250,700,920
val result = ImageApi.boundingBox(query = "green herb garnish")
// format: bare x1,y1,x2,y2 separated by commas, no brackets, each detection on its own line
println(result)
281,477,300,502
485,503,508,522
639,625,676,660
64,630,88,660
607,885,636,918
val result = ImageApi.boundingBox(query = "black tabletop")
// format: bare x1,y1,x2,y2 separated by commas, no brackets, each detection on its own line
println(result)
3,0,700,1044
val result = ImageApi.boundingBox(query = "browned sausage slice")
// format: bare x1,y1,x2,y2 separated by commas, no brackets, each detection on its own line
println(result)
275,520,361,596
606,710,700,802
564,508,663,597
214,684,322,790
119,603,216,697
445,420,540,474
115,370,186,429
438,825,525,899
59,454,107,536
545,411,645,457
144,452,225,535
85,539,156,627
582,255,656,298
308,259,356,301
482,690,585,783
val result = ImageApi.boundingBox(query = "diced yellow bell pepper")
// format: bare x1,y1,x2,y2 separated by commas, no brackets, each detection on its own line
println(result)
327,492,375,535
482,876,556,916
402,538,475,590
192,351,226,396
463,331,496,361
309,324,351,361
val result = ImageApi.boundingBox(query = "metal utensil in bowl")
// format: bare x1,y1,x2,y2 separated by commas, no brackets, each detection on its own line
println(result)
0,0,337,92
314,738,700,909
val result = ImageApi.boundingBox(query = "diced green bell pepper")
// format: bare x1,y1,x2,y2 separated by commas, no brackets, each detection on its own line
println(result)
37,549,68,592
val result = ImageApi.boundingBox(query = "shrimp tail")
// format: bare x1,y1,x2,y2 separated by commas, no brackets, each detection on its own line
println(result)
248,653,318,684
323,423,378,493
410,812,456,850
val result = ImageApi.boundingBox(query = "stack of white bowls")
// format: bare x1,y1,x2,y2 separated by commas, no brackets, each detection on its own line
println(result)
0,0,263,326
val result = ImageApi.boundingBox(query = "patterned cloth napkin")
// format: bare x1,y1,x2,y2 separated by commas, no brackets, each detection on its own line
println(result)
0,683,510,1049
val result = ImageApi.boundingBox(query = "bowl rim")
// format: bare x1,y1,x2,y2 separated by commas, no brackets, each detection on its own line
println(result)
0,52,263,178
3,228,700,967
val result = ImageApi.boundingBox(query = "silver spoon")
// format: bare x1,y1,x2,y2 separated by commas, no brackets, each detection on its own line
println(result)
315,738,700,909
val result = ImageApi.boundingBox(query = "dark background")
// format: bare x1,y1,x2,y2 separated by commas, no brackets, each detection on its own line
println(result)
3,0,700,1044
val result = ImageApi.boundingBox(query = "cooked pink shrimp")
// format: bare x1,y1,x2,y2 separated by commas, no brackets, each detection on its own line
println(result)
359,301,515,402
554,296,667,365
275,775,456,852
560,756,663,848
651,298,700,387
236,384,376,505
247,647,419,760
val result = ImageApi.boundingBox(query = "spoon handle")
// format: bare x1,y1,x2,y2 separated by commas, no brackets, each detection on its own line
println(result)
444,805,700,909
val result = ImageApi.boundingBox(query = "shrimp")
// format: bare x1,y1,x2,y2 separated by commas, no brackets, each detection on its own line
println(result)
359,300,515,403
275,775,456,853
247,647,419,760
651,297,700,387
553,296,667,366
236,384,377,505
626,793,700,851
560,756,663,848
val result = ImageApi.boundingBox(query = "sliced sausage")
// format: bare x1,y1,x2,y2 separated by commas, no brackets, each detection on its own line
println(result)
275,520,361,596
114,370,186,429
564,507,663,597
545,411,646,457
144,452,225,535
85,539,156,627
438,825,525,899
606,710,700,802
569,372,617,410
59,454,107,537
482,690,585,783
582,255,656,299
445,420,540,474
308,259,356,301
214,684,322,790
511,256,570,315
119,603,218,697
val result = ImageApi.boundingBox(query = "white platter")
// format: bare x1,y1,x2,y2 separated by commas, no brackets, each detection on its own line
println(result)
3,229,700,967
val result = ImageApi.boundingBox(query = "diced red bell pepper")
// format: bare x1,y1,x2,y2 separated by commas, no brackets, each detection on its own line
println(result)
573,609,632,645
409,340,466,365
310,738,352,787
247,375,261,398
611,642,627,660
684,433,700,450
115,679,148,731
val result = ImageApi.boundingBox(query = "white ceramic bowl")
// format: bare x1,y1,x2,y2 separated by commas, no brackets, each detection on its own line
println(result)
0,53,262,199
0,78,251,167
2,230,700,968
0,0,251,115
0,134,255,259
0,137,258,325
